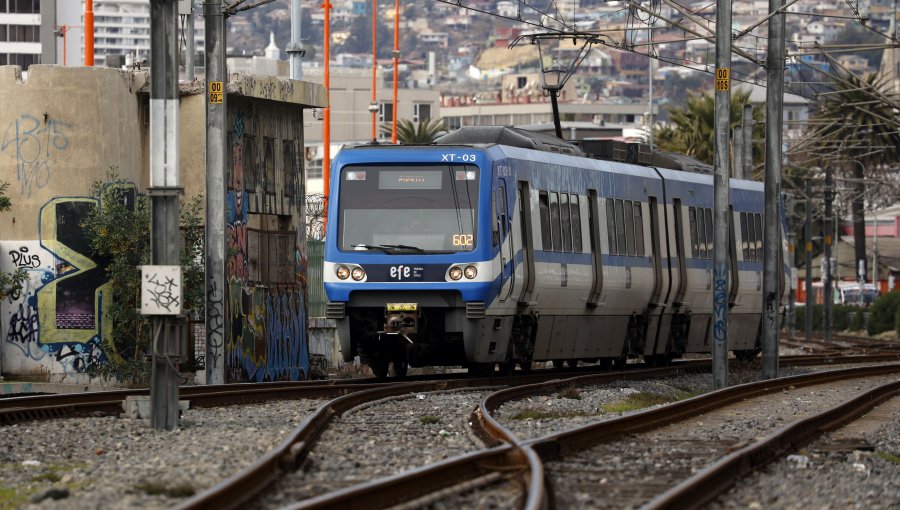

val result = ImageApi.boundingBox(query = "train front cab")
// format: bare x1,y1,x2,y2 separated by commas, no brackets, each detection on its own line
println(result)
323,146,511,376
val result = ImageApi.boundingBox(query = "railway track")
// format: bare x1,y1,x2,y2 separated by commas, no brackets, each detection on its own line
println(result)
263,362,900,510
4,354,898,509
781,331,900,356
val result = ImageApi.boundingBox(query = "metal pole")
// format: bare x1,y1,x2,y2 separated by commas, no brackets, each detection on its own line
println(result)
804,178,813,342
788,230,796,338
85,0,94,66
823,164,834,342
761,0,785,380
288,0,304,80
733,128,744,179
742,104,753,180
204,0,226,385
551,90,563,139
391,0,400,143
371,0,377,141
186,0,195,81
323,0,332,227
149,0,181,430
648,21,654,149
711,0,732,390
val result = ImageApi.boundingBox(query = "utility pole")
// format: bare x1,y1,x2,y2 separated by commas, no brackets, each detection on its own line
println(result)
148,0,181,430
391,0,400,143
733,127,744,179
805,178,813,343
204,0,226,385
85,0,94,66
761,0,785,380
711,0,732,390
742,104,753,180
185,0,195,80
287,0,304,80
823,165,834,342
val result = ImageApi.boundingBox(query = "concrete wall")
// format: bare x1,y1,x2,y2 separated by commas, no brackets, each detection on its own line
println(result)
1,66,325,383
0,65,145,381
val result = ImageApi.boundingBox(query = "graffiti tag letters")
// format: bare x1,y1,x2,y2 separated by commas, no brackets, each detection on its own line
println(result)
1,114,72,197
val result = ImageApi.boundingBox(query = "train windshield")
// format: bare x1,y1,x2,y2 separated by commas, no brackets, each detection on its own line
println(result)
338,165,479,253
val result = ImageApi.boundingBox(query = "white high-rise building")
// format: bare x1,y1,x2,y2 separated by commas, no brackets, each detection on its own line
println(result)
0,0,45,69
55,0,203,67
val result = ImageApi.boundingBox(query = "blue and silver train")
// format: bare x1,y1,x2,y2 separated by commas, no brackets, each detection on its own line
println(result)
324,127,789,377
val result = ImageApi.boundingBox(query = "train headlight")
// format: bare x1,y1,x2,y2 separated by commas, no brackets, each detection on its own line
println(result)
351,267,366,281
464,265,478,279
448,266,463,280
336,265,351,280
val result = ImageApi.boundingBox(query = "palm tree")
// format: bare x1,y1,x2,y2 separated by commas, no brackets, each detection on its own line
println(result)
653,89,764,168
380,118,447,144
799,70,900,281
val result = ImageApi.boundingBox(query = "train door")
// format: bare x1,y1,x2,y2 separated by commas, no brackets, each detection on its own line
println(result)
671,198,687,305
587,189,604,306
517,181,535,306
648,197,663,304
496,182,515,302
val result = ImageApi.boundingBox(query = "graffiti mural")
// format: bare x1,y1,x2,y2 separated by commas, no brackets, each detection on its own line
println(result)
1,233,110,376
1,114,73,197
225,283,309,381
223,104,309,382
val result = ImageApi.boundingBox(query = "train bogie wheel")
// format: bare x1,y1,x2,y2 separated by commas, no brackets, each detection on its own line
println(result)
497,362,514,376
552,359,565,369
392,361,409,378
370,357,389,378
565,360,578,368
733,349,761,362
612,357,627,371
599,358,612,370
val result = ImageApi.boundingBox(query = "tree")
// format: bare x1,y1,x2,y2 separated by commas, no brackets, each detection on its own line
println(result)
380,118,448,144
0,181,26,301
653,89,764,168
802,71,900,281
82,170,205,384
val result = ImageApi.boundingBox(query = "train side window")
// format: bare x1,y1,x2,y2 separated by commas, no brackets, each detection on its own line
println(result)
606,199,617,255
570,195,582,252
689,206,698,258
698,207,708,259
550,192,562,251
704,208,713,260
753,213,763,261
615,199,627,256
624,200,635,256
560,193,572,252
539,191,551,250
633,201,644,256
740,212,750,260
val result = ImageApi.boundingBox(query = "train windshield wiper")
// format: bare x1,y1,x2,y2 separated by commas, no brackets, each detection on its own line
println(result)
352,243,426,254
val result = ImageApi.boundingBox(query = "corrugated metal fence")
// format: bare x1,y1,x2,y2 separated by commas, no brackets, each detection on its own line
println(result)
307,239,326,317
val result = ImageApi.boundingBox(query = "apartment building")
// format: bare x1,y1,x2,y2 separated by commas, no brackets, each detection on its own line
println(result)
0,0,55,69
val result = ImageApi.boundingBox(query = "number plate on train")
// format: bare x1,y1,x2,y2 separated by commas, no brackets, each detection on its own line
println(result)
386,303,418,312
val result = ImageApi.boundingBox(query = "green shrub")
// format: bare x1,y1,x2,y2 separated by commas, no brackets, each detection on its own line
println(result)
868,291,900,336
895,303,900,338
794,304,825,332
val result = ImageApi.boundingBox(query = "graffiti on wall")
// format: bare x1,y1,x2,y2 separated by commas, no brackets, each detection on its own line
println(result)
223,108,309,382
225,283,309,381
0,186,134,375
1,114,73,197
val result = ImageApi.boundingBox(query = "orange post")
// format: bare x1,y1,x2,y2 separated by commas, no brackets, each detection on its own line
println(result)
371,0,377,141
323,0,332,226
391,0,400,144
85,0,94,66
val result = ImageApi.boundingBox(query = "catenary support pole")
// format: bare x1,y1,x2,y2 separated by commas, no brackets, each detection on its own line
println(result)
85,0,94,65
711,0,732,390
391,0,400,144
733,128,743,179
823,164,834,342
323,0,332,225
204,0,226,385
288,0,304,80
371,0,377,141
787,203,796,338
804,177,813,343
185,1,195,80
149,0,181,430
742,104,753,180
761,0,785,380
